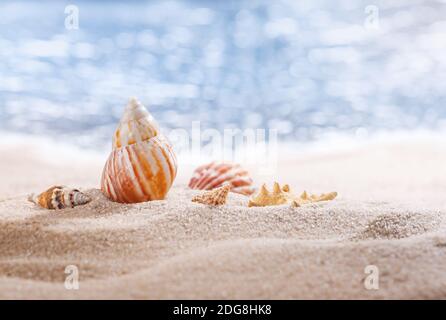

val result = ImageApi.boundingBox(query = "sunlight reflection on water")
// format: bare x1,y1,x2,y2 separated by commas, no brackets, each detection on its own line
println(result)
0,0,445,148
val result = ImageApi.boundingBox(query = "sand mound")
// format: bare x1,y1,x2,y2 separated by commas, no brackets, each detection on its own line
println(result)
358,212,442,240
1,185,446,299
1,137,446,299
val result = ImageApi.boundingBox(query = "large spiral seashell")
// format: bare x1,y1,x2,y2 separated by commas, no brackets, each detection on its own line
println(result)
101,98,177,203
28,186,91,210
188,162,255,196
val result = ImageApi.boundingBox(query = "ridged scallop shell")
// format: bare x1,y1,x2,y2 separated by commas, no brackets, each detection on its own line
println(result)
188,162,255,196
28,186,91,210
101,98,177,203
191,184,231,206
248,182,337,207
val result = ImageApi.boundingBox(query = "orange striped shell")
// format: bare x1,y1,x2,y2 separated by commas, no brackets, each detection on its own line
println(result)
101,98,177,203
188,162,255,196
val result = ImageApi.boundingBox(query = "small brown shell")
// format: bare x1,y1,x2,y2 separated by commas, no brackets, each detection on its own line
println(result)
188,162,255,196
28,186,91,210
192,184,231,206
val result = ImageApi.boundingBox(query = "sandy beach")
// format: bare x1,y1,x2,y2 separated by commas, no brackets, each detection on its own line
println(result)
1,134,446,299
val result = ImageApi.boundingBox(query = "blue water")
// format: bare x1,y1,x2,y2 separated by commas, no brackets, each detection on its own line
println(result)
0,0,445,148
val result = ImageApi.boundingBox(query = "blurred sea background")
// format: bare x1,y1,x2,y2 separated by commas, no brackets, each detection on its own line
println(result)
0,0,445,152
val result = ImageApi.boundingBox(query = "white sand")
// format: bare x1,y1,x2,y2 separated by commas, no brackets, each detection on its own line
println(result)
1,135,446,299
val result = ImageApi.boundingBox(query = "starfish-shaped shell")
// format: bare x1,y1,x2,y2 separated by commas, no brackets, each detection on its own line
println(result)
191,184,231,206
248,182,292,207
248,182,337,207
291,190,338,207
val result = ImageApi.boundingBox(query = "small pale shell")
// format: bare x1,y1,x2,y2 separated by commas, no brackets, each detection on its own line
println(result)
28,186,91,210
188,162,255,196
